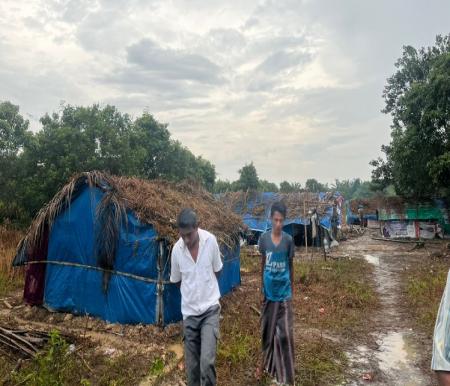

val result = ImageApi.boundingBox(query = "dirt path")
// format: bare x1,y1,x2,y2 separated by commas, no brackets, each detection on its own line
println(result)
341,232,436,386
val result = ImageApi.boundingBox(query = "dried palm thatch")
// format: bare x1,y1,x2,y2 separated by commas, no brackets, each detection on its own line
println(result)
350,196,411,215
281,192,337,218
14,171,242,273
349,198,379,214
111,176,242,246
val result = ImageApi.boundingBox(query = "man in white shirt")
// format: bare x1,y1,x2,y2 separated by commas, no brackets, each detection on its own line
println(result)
170,208,223,386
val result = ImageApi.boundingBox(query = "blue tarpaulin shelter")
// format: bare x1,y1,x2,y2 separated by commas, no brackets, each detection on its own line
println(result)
346,199,378,225
217,191,343,244
13,172,241,325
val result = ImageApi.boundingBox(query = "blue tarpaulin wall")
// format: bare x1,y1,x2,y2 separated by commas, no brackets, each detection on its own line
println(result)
225,192,342,234
345,202,377,225
44,186,240,325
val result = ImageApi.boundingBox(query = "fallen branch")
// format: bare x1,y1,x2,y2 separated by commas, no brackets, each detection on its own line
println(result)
0,326,72,359
76,352,93,373
250,305,261,316
372,237,425,245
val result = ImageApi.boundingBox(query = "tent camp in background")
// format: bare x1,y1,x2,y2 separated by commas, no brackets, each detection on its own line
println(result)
376,197,450,239
12,171,242,326
346,198,379,228
217,191,344,248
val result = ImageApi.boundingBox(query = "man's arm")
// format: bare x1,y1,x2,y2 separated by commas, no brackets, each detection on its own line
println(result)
170,248,181,287
212,238,223,280
289,237,295,297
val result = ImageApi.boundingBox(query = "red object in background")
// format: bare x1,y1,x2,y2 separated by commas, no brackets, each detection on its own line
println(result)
23,227,49,305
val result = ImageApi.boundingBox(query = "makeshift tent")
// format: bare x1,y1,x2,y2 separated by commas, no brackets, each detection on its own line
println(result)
217,191,344,246
346,199,378,225
13,171,242,325
377,198,449,239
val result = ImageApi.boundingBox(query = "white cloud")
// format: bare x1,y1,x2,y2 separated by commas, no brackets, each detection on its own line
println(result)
0,0,449,183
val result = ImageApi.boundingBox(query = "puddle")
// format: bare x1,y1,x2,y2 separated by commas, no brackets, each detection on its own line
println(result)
375,331,427,385
376,332,411,370
346,345,371,366
364,254,380,266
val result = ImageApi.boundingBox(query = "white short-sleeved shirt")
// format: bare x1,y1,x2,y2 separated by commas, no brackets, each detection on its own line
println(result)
170,228,223,319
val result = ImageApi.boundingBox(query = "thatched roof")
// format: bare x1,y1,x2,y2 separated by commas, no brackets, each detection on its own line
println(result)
349,198,379,214
218,191,340,219
349,196,412,215
15,171,242,267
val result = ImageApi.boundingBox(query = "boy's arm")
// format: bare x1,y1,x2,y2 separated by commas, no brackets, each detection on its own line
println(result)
289,237,295,297
258,236,265,303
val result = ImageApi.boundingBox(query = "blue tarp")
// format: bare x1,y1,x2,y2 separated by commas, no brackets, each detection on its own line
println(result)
345,201,377,225
221,192,342,234
44,186,240,325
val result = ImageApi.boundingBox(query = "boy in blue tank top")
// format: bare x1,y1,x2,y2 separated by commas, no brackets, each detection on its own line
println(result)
257,201,295,385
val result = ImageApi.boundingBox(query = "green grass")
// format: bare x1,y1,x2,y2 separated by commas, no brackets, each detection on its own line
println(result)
296,337,348,386
11,330,78,386
218,329,256,365
240,247,260,272
294,258,378,335
402,260,450,337
149,356,165,376
4,330,160,386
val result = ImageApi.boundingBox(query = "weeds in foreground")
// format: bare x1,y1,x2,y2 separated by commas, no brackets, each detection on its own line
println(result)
294,257,378,335
402,259,450,337
218,329,256,365
11,330,78,386
296,336,348,386
149,356,165,376
3,329,160,386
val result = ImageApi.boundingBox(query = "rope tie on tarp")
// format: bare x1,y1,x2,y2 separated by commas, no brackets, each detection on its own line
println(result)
26,258,240,284
26,260,171,284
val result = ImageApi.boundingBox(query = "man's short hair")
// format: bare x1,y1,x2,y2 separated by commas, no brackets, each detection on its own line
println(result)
271,201,287,219
177,208,198,229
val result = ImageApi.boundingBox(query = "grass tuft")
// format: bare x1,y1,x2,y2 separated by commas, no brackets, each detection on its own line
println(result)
402,259,449,337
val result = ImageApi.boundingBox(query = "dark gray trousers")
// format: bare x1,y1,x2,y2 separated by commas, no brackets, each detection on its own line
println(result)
183,304,220,386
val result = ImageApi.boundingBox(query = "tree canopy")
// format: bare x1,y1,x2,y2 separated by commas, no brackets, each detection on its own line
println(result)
0,102,215,223
237,162,259,191
371,34,450,199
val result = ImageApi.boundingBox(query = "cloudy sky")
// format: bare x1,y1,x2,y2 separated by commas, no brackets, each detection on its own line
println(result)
1,1,449,184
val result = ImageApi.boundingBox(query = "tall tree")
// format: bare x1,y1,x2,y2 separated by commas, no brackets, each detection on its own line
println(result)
237,162,259,191
279,181,302,193
0,103,217,223
305,178,328,193
371,35,450,198
132,113,171,179
213,179,233,194
0,101,33,220
259,179,279,192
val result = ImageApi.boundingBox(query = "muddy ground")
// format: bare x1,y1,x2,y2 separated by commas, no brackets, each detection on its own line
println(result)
339,232,444,386
0,230,448,385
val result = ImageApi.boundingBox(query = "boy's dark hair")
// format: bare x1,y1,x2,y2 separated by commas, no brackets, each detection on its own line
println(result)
271,201,287,218
177,208,198,229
